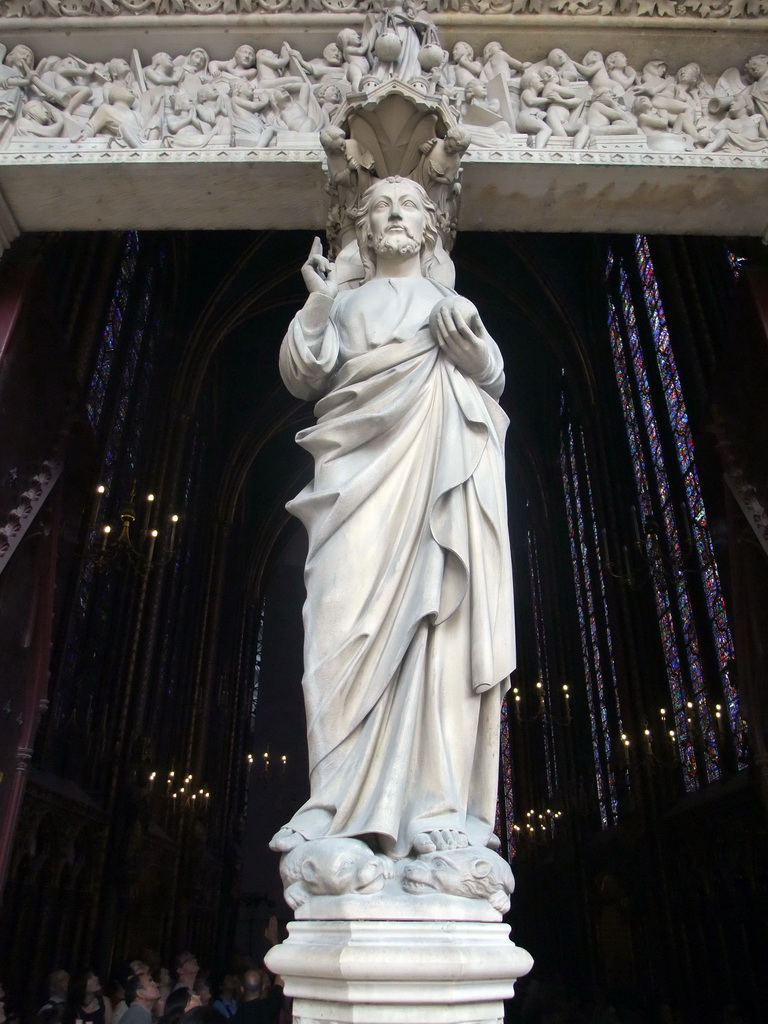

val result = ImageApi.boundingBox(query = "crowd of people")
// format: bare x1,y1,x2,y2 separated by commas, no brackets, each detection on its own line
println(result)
0,949,287,1024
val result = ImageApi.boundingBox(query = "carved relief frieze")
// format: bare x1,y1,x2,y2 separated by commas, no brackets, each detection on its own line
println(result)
1,2,768,175
0,0,766,20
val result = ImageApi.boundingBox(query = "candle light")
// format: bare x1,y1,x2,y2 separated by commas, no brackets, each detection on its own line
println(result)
141,493,155,536
101,524,111,551
89,484,105,532
170,513,179,550
147,528,158,561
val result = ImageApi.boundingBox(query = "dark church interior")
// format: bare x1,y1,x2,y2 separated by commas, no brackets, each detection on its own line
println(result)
0,226,767,1023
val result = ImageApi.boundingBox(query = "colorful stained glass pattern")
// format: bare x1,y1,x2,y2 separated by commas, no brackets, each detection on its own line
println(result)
606,239,744,788
86,231,139,430
634,237,744,761
498,698,515,858
608,278,700,789
528,529,558,798
561,420,620,826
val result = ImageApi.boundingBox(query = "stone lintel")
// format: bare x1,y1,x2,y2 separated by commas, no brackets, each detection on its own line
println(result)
1,149,766,236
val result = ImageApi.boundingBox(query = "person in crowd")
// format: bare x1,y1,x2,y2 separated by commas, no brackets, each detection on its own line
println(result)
37,971,70,1024
192,975,212,1008
172,955,199,995
180,1009,223,1024
120,974,161,1024
232,970,281,1024
63,970,112,1024
113,961,152,1024
211,976,240,1019
159,987,201,1024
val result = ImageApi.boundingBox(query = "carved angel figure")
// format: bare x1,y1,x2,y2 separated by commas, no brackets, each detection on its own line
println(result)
413,126,471,239
321,124,376,213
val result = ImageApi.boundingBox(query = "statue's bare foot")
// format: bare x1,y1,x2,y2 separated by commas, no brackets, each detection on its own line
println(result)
412,829,470,854
270,827,305,853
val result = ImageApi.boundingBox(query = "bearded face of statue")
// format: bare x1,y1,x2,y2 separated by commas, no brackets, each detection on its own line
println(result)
367,180,427,262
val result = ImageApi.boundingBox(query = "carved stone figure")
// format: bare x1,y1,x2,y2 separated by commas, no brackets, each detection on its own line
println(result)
401,847,515,913
255,47,290,86
321,124,376,210
164,87,225,147
540,65,589,147
413,126,471,241
517,68,554,147
365,0,434,83
315,83,342,124
273,176,514,864
336,28,371,93
0,45,31,148
703,91,768,151
210,44,258,86
270,82,320,133
280,837,393,909
285,43,347,92
29,55,98,118
15,97,65,138
76,83,144,147
229,80,276,146
744,54,768,123
175,47,211,99
449,41,484,94
481,40,528,84
605,51,637,93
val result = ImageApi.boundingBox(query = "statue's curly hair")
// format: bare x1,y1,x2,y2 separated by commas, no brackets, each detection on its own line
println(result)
351,176,440,283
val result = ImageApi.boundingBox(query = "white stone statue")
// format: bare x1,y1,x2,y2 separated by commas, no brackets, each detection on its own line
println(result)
273,176,515,882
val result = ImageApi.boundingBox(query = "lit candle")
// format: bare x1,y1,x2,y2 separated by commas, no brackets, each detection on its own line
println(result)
101,524,111,551
89,484,105,532
169,514,178,550
141,493,155,537
147,528,158,562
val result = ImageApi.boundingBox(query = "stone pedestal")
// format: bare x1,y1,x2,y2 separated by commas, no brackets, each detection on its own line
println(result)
265,919,533,1024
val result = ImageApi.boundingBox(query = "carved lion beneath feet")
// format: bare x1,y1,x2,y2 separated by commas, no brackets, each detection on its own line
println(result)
400,847,515,913
279,837,393,909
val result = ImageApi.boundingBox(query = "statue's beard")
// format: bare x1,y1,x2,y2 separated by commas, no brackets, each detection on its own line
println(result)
372,231,421,260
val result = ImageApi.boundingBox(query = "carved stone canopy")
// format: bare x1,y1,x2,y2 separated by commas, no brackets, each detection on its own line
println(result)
337,80,456,178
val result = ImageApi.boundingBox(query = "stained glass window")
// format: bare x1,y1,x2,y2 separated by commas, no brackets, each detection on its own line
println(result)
605,238,744,789
498,697,514,857
561,418,622,826
527,527,558,799
86,231,139,430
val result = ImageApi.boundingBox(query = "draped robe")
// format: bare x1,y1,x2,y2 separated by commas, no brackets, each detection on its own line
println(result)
278,274,515,858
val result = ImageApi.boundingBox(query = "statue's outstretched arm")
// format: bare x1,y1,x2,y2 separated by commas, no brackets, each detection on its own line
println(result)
278,238,340,401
